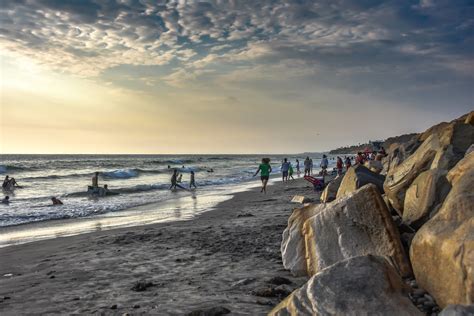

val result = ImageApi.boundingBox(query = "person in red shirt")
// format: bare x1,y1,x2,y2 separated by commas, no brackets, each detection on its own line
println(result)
336,156,343,175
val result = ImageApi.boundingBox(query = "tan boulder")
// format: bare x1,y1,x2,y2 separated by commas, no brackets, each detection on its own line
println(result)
439,304,474,316
384,133,442,214
269,255,421,316
336,164,385,199
303,184,411,277
281,203,325,276
320,175,343,203
465,110,474,125
410,154,474,307
447,151,474,186
402,168,450,228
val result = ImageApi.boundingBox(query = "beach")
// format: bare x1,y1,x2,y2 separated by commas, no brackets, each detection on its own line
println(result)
0,177,318,315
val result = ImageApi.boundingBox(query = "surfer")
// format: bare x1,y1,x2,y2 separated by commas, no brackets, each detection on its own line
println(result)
1,196,9,204
2,176,9,188
51,197,63,205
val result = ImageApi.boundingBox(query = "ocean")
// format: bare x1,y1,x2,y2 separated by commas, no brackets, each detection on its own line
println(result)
0,154,332,230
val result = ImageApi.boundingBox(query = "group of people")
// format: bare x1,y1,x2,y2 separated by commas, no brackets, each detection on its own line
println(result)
170,169,196,191
2,175,19,190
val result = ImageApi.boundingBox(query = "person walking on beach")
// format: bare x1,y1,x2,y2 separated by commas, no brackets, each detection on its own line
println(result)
296,159,300,176
289,163,295,180
281,158,290,182
336,156,343,175
189,171,197,189
320,155,329,176
304,157,311,176
253,158,272,194
345,156,352,171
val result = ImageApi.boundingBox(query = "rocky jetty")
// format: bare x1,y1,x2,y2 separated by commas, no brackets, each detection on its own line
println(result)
273,111,474,315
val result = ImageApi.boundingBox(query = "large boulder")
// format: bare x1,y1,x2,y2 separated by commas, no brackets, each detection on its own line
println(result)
269,255,421,316
336,165,385,198
303,184,412,277
410,152,474,307
384,118,474,215
402,168,450,229
320,175,343,203
281,203,325,276
382,137,421,175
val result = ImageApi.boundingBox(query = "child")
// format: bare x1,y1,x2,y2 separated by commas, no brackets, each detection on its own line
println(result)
189,171,197,189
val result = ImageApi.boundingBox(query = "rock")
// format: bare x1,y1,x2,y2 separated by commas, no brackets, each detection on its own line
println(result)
186,306,231,316
290,195,308,204
439,304,474,316
281,203,325,276
464,110,474,125
131,280,155,292
231,278,255,287
365,159,384,174
382,137,421,175
384,119,474,215
336,164,385,198
252,286,291,298
269,255,421,316
446,151,474,186
267,276,292,285
303,184,412,277
410,153,474,307
402,168,451,228
320,175,343,203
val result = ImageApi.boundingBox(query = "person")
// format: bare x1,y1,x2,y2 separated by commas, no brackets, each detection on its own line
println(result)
379,146,387,156
2,176,10,188
177,173,183,183
9,177,19,187
281,158,290,182
289,163,295,180
92,172,99,187
336,156,343,175
189,171,197,189
304,157,311,176
296,159,300,176
170,169,186,190
355,152,365,165
309,158,314,175
345,156,352,171
51,197,63,205
1,196,9,204
320,155,329,176
253,158,272,194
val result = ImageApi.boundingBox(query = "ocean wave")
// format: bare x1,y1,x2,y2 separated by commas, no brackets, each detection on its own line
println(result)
102,169,139,179
21,168,170,181
0,165,27,174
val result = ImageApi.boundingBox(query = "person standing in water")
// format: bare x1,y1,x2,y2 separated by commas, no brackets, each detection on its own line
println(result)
189,171,197,189
320,155,329,176
253,158,272,194
92,172,99,187
304,157,311,176
296,159,300,176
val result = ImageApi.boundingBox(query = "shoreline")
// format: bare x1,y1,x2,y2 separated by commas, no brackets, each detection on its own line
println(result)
0,177,320,315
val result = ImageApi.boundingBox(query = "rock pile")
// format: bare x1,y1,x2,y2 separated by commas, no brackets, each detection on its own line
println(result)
273,111,474,314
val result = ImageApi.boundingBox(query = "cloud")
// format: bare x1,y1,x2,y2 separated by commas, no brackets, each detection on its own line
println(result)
0,0,472,100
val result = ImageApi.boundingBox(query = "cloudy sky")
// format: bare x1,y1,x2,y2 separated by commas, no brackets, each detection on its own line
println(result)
1,0,472,154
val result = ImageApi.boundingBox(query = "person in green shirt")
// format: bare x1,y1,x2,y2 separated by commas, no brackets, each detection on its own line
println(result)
253,158,272,193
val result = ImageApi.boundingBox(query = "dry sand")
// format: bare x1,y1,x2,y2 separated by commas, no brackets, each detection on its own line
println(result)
0,177,322,315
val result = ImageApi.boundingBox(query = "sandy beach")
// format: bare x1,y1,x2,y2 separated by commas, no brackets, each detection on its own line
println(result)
0,177,320,315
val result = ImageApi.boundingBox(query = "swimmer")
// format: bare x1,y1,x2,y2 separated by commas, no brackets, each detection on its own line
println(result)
51,197,63,205
1,196,9,204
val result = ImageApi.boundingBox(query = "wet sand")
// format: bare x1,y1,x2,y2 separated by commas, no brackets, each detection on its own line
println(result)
0,177,322,315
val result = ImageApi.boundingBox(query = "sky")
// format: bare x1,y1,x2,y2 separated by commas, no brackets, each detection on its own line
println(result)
0,0,473,154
